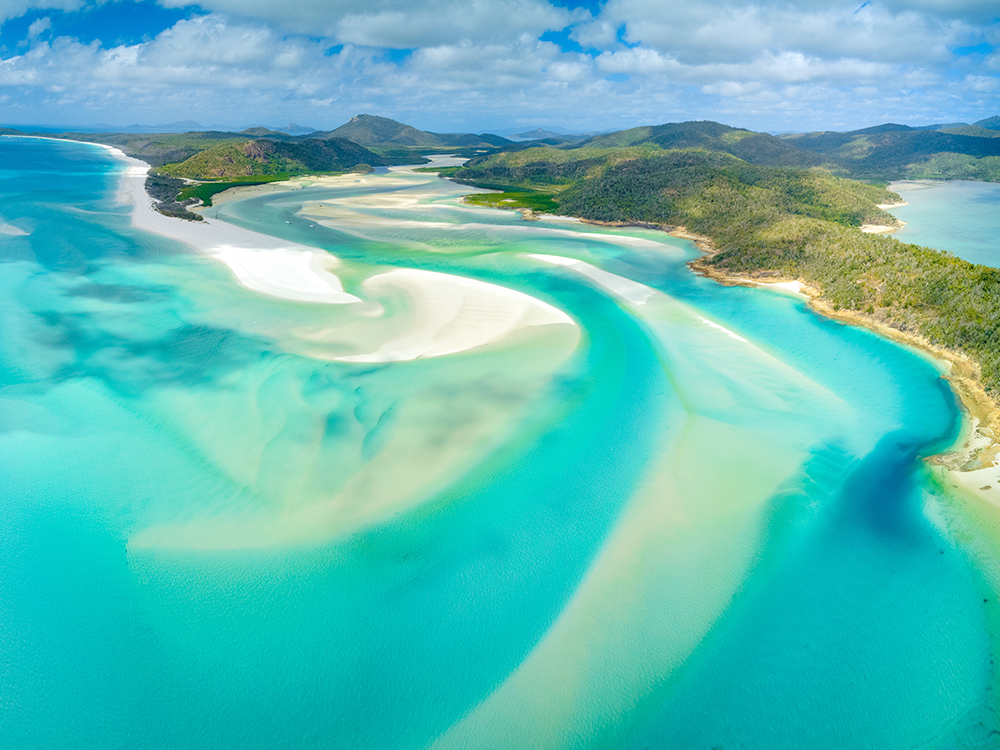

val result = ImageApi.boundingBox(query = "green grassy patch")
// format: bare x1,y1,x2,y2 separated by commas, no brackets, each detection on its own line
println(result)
414,166,462,176
177,176,291,206
463,191,560,212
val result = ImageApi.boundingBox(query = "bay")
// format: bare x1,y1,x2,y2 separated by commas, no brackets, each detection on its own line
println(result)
1,137,997,749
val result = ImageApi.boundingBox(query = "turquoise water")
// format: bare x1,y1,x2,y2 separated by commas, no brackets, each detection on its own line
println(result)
889,180,1000,267
1,138,998,749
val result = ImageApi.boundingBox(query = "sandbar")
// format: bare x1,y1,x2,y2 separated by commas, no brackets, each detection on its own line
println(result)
112,153,361,305
102,149,580,363
527,253,656,305
336,268,576,362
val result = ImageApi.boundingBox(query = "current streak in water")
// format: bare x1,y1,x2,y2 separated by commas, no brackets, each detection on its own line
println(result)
0,137,998,750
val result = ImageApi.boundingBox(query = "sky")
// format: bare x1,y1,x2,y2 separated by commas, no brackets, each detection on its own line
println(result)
0,0,998,133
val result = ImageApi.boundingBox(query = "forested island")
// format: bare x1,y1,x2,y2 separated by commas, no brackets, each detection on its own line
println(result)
6,114,998,436
449,139,1000,442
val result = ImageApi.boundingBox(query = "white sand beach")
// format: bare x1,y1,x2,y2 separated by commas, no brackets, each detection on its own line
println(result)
861,222,904,234
527,253,657,305
755,279,806,296
114,152,362,305
108,150,578,364
335,268,576,362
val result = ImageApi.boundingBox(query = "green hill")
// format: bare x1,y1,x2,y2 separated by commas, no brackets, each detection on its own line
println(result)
974,116,1000,131
240,127,290,137
159,137,385,179
322,113,511,150
454,143,1000,395
782,120,1000,180
576,121,821,168
455,146,896,230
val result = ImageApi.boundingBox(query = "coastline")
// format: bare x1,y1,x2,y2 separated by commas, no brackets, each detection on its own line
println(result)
1,134,361,305
105,150,577,362
114,152,364,305
89,145,1000,481
684,231,1000,498
475,208,1000,489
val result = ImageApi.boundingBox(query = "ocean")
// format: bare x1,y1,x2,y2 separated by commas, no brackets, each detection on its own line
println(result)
1,137,997,749
889,180,1000,267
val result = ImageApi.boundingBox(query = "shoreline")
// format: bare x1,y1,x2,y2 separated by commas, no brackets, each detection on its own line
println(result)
78,143,1000,480
685,233,1000,488
2,134,361,305
103,149,577,362
860,199,909,234
112,150,364,305
460,203,1000,487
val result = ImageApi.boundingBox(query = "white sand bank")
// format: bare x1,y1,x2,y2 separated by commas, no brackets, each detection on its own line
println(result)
861,223,904,234
755,279,806,296
105,150,579,363
336,268,576,362
303,200,668,250
698,316,749,342
531,253,759,344
528,253,656,305
0,221,28,236
113,152,361,305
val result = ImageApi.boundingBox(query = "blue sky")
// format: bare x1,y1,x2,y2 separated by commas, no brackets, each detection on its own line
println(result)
0,0,998,133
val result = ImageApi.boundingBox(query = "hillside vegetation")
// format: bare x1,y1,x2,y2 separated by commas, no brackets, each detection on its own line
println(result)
577,121,822,168
322,113,511,150
783,125,1000,180
159,138,383,179
455,145,1000,394
44,130,252,167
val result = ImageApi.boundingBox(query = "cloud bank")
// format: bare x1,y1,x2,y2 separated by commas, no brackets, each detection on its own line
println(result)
0,0,996,131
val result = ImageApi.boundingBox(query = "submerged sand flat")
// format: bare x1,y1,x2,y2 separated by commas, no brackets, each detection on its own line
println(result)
5,138,999,750
114,152,576,366
336,268,575,363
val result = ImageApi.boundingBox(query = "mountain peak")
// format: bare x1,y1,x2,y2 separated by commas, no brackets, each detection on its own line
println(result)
974,115,1000,131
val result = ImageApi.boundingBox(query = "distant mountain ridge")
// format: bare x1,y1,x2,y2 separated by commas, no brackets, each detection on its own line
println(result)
782,115,1000,178
7,111,1000,182
321,114,511,149
576,120,822,168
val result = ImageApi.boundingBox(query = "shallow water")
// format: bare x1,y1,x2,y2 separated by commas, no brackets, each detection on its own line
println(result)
2,138,998,749
889,180,1000,267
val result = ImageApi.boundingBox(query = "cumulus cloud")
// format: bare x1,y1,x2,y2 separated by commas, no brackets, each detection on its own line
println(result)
592,0,979,66
156,0,579,46
26,15,50,38
0,0,995,131
0,0,83,24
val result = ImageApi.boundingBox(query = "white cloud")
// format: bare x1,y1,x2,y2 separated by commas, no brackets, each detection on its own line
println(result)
0,1,995,132
597,0,977,66
596,48,682,76
882,0,1000,23
967,74,1000,92
156,0,579,47
26,15,49,38
0,0,83,24
570,19,618,50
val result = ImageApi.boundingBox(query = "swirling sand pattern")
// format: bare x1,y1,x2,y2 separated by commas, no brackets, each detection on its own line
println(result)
1,137,999,749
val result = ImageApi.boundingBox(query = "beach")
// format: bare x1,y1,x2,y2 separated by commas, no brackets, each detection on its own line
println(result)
3,135,999,748
112,152,577,363
161,153,999,515
684,223,1000,517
